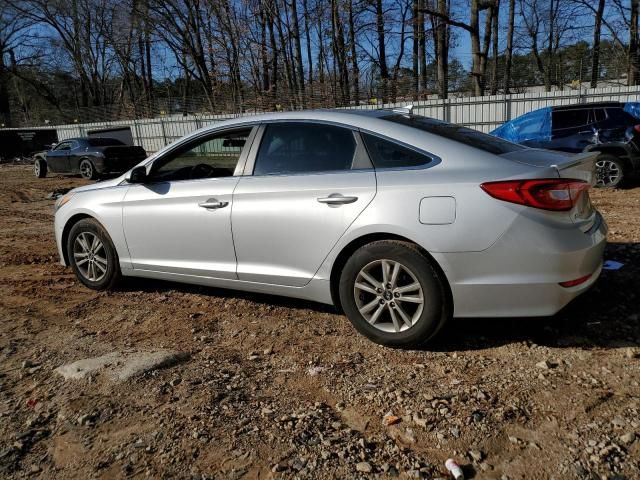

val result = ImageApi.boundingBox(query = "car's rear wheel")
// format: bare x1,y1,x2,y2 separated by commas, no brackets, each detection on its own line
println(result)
79,159,98,180
67,218,120,290
595,154,625,188
338,240,450,347
34,159,47,178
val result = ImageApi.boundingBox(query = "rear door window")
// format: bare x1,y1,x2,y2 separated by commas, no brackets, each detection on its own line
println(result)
362,133,431,169
253,123,357,175
592,108,607,123
552,109,591,131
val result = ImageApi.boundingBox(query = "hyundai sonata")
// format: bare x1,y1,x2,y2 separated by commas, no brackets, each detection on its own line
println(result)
53,109,607,347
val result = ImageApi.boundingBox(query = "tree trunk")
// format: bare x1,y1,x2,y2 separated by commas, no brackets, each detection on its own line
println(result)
469,0,481,96
419,0,427,93
412,0,419,100
435,0,448,99
290,0,305,106
0,50,12,127
503,0,515,93
545,0,555,91
590,0,605,88
630,0,639,85
259,2,270,94
331,0,349,105
348,0,360,104
375,0,389,103
490,1,499,95
302,0,314,97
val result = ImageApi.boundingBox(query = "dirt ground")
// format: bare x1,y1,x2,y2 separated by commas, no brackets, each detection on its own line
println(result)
0,164,639,480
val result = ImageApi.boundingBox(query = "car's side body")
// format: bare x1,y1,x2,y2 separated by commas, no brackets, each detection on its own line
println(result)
44,137,147,176
54,110,607,320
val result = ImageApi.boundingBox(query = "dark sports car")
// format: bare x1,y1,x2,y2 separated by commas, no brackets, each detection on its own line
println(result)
34,137,147,180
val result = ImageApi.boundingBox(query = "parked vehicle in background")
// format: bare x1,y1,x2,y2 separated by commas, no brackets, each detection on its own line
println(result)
490,102,640,187
53,109,606,347
34,137,147,180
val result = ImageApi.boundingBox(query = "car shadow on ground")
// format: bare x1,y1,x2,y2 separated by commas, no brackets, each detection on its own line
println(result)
117,242,639,351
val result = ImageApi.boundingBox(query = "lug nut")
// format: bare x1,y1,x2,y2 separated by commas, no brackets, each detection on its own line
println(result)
376,288,383,293
390,302,396,308
394,292,400,298
379,299,385,305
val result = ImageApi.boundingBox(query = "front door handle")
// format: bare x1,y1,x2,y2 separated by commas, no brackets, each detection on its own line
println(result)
198,198,229,209
317,194,358,205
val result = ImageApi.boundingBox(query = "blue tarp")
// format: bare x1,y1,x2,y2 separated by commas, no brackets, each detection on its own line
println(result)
623,102,640,120
490,107,552,143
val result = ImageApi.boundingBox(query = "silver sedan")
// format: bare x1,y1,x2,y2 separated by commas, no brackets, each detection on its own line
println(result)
53,109,607,347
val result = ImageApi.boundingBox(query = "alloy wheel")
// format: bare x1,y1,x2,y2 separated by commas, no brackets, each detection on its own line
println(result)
34,162,40,177
73,232,108,282
80,161,93,179
353,259,424,333
595,159,620,187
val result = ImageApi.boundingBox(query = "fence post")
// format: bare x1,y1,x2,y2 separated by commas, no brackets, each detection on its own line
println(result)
159,117,168,146
133,119,142,147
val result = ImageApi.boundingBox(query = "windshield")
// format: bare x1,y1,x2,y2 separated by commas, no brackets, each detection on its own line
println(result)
87,138,125,147
383,114,526,155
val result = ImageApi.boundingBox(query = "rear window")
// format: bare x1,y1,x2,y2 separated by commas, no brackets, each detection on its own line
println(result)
383,114,525,155
605,107,637,125
87,138,125,147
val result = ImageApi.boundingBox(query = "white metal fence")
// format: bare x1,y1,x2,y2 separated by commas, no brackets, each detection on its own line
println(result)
19,85,640,154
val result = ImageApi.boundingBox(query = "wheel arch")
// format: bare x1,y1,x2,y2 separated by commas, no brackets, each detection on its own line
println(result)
585,145,633,169
61,213,95,265
328,232,453,314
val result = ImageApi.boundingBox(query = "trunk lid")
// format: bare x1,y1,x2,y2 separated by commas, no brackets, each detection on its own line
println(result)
500,148,597,184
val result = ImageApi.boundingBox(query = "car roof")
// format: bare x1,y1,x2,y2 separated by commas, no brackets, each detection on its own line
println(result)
149,108,512,167
552,102,623,111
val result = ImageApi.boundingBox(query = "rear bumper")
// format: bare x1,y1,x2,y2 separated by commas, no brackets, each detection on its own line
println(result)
93,157,143,174
438,211,607,318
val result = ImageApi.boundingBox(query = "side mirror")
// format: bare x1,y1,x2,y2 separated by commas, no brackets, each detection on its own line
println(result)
127,166,147,183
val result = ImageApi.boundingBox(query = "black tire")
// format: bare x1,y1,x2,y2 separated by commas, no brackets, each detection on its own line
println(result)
595,154,625,188
338,240,450,348
34,159,47,178
67,218,121,290
79,158,98,180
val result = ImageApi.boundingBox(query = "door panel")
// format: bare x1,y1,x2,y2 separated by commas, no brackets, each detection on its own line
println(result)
233,171,376,286
46,142,71,172
121,127,256,279
122,178,239,278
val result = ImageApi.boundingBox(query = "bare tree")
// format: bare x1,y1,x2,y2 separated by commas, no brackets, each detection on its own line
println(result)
503,0,515,93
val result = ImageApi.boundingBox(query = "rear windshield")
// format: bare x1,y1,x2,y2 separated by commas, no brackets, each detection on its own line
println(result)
87,138,125,146
382,114,526,155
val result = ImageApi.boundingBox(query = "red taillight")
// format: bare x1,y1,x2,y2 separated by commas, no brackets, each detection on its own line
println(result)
480,179,589,211
559,273,592,288
633,124,640,133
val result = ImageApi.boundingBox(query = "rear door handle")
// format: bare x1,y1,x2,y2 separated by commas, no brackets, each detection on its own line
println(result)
198,198,229,209
317,194,358,205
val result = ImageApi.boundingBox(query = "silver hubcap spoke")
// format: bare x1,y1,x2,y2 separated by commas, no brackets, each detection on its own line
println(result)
353,259,425,334
73,231,107,282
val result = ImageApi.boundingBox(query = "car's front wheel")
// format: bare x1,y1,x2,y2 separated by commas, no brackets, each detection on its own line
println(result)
338,240,450,348
595,154,625,188
79,159,98,180
67,218,120,290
